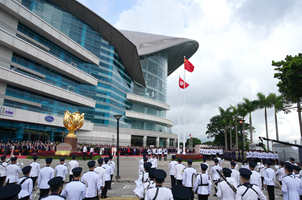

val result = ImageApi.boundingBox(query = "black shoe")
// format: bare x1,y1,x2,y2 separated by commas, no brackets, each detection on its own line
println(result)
109,188,112,189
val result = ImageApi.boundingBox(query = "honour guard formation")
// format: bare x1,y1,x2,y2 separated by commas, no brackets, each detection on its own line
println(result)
1,151,302,200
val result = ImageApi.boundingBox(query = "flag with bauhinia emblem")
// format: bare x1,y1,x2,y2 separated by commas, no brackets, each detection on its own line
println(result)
179,77,189,89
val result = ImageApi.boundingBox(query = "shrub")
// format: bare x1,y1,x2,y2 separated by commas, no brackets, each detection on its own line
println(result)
175,154,203,161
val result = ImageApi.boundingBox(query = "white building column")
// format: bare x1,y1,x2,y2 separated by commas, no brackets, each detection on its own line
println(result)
143,136,147,147
166,138,170,148
156,137,159,147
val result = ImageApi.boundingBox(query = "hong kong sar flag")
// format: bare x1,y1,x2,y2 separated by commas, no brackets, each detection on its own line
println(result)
179,77,189,89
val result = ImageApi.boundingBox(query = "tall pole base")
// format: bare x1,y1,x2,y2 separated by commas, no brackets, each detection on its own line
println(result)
64,137,78,151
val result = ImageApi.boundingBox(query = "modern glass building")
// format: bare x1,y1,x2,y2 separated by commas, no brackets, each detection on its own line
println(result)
0,0,198,147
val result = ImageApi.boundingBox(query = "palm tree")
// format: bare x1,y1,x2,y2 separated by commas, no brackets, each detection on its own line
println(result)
237,103,248,151
219,107,229,149
230,105,239,149
257,92,273,150
227,107,234,149
243,98,258,143
267,93,284,141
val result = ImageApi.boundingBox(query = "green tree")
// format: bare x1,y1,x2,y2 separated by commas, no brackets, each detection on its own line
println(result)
273,54,302,137
267,93,285,141
237,103,248,149
185,137,202,147
243,98,258,143
219,107,230,149
256,92,273,150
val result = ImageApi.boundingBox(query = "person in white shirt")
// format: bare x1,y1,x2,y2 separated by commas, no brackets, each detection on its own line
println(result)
182,159,196,200
61,167,86,200
150,154,157,169
6,156,22,185
68,154,79,182
37,157,54,200
0,155,8,188
275,161,286,185
194,164,212,199
263,161,275,200
108,155,115,189
55,158,68,184
236,168,266,200
145,169,173,200
42,176,64,200
210,159,222,196
17,166,33,200
82,145,87,161
274,151,279,164
249,161,262,189
216,168,237,200
174,157,185,185
287,157,298,166
230,161,240,187
81,160,102,199
89,146,94,160
168,155,177,187
157,148,162,161
30,155,40,191
163,148,168,161
135,168,156,199
200,158,209,174
101,157,113,198
280,162,301,200
94,158,105,190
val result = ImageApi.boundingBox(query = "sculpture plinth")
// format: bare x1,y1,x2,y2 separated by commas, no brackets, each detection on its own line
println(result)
62,111,85,152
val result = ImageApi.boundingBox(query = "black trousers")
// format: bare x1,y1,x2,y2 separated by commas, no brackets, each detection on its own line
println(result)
83,152,87,160
102,181,110,198
185,187,194,200
0,176,6,188
84,197,98,200
267,185,275,200
19,195,30,200
6,182,16,185
158,155,161,161
90,153,93,159
170,175,176,188
39,189,49,200
109,175,113,189
198,195,208,200
69,175,74,182
164,154,167,161
177,180,182,185
31,176,37,189
214,180,218,194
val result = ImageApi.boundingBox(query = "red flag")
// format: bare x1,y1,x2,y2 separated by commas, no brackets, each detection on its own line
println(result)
189,133,191,137
179,77,189,89
184,58,194,72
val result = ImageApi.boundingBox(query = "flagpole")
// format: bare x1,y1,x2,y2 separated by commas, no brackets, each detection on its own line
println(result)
177,76,180,154
183,56,186,154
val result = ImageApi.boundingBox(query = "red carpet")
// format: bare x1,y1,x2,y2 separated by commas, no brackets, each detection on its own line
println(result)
0,155,27,159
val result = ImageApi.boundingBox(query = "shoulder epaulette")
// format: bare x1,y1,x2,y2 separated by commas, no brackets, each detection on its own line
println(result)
102,167,106,169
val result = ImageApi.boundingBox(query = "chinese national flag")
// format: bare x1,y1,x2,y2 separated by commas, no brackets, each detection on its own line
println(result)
179,77,189,89
189,133,191,137
184,58,194,72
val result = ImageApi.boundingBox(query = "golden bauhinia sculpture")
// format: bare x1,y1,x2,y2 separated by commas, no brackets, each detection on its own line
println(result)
63,110,85,138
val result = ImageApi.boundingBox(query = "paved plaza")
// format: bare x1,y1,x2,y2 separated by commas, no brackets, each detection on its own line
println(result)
14,155,283,200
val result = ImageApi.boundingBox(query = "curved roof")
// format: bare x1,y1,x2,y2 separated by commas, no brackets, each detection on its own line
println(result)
48,0,146,87
120,30,199,76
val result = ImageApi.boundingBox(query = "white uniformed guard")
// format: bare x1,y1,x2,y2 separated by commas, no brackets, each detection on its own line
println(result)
157,148,162,161
249,161,262,189
55,158,68,183
236,168,266,200
174,157,185,185
216,168,237,200
0,184,21,200
199,158,209,174
61,167,86,200
17,166,33,200
172,184,192,200
101,157,113,198
210,159,222,196
108,155,115,189
182,159,196,200
38,157,55,200
145,169,173,200
94,158,106,189
168,155,177,187
6,156,22,185
163,148,168,161
275,161,286,185
150,154,157,169
135,168,156,199
30,155,40,190
230,161,240,186
194,163,212,200
139,154,147,175
280,162,301,200
81,160,101,200
41,177,64,200
263,161,275,200
0,155,8,188
287,157,298,166
138,162,151,184
68,154,79,182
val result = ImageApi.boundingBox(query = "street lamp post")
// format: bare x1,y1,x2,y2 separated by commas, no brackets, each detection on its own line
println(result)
238,119,245,166
114,115,122,181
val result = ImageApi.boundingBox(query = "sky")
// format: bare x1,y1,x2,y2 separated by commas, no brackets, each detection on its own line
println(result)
79,0,302,148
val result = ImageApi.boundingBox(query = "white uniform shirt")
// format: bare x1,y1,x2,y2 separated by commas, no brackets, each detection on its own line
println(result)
168,160,177,175
38,166,55,189
55,164,68,181
61,180,86,200
157,149,162,155
210,165,222,181
152,149,157,155
151,158,157,168
6,164,22,183
145,186,173,200
235,184,266,200
81,171,101,198
263,167,275,186
250,170,262,189
256,164,265,177
139,158,144,174
94,166,106,187
275,153,279,160
275,166,286,182
102,164,113,181
41,194,64,200
17,176,33,199
108,160,115,175
83,146,87,153
231,168,240,186
182,167,196,187
217,177,237,200
68,160,79,175
0,162,8,177
90,147,94,153
193,173,212,195
163,149,168,155
30,162,40,177
174,163,185,180
281,174,301,200
138,171,149,183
